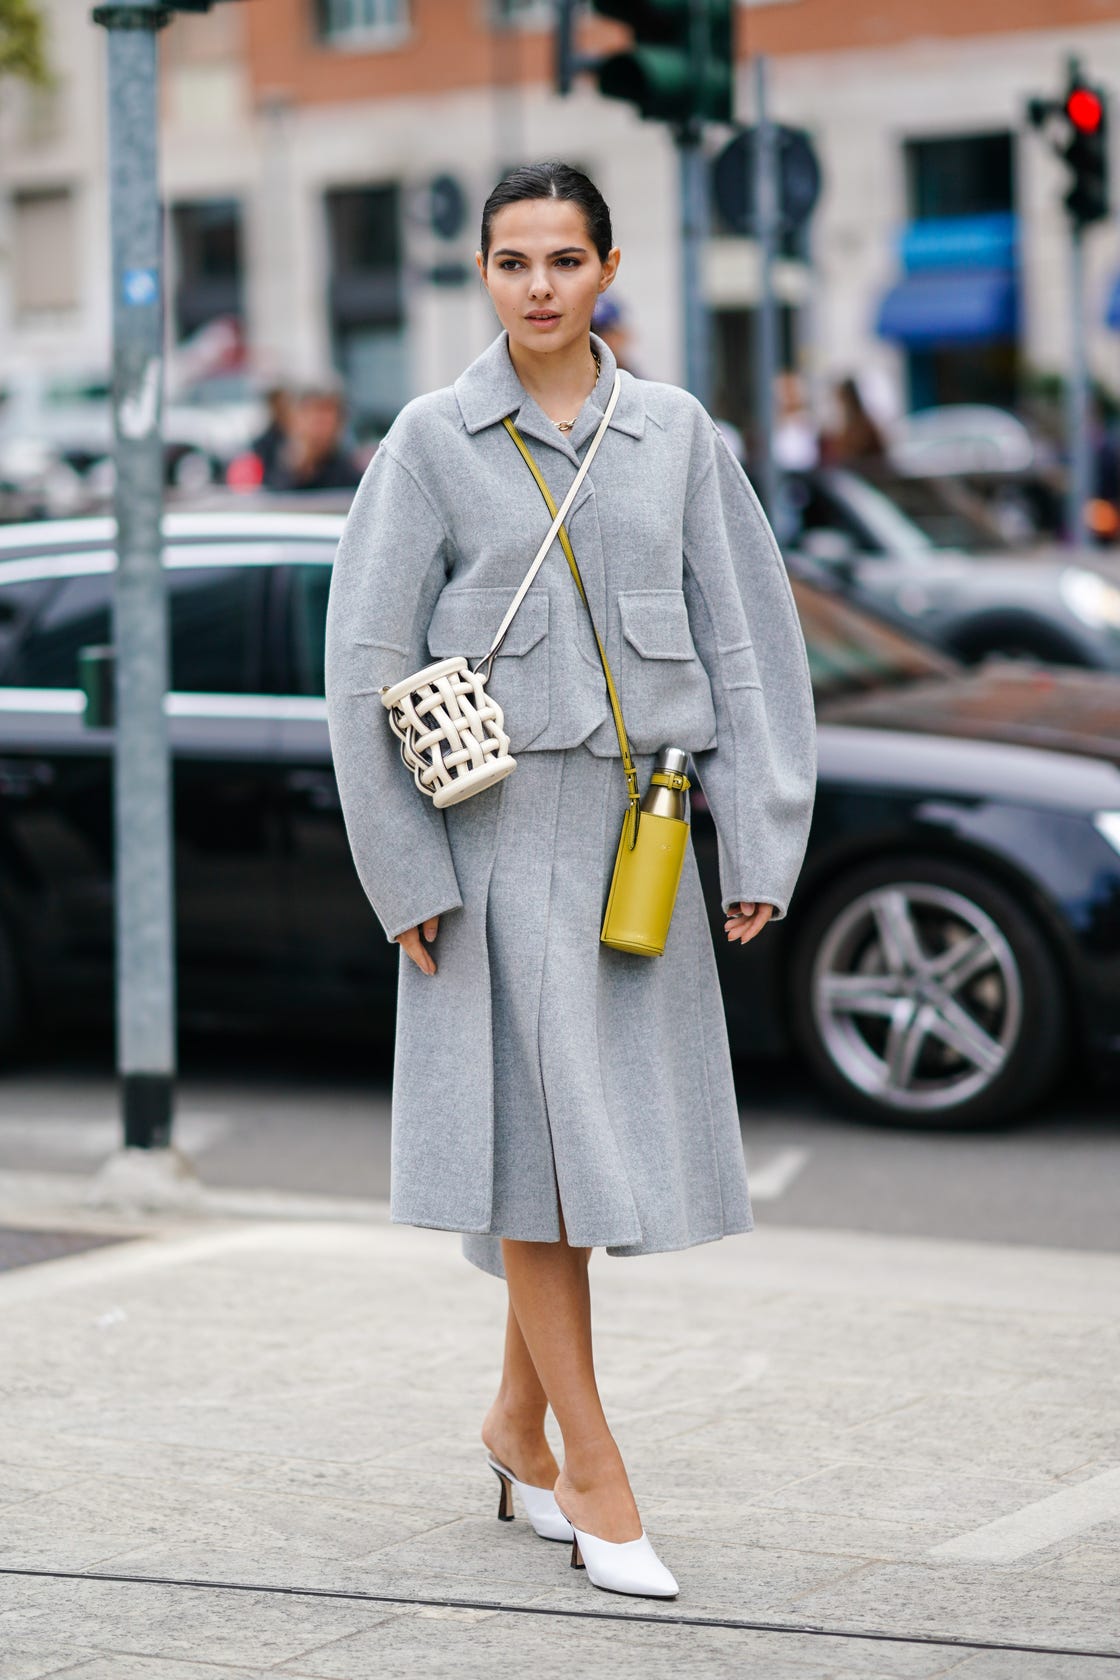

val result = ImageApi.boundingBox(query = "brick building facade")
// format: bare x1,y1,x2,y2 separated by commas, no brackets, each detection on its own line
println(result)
2,0,1119,437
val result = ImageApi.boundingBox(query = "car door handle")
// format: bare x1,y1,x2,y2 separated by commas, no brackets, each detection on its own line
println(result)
285,769,339,810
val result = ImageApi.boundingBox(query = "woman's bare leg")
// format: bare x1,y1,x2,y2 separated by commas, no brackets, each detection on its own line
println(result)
481,1303,560,1487
500,1227,642,1543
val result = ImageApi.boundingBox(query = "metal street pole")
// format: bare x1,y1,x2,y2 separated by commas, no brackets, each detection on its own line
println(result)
752,53,779,521
678,116,711,407
1067,225,1091,547
92,0,177,1150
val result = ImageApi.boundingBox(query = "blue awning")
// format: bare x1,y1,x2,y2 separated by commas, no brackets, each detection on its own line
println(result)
900,213,1018,274
1107,276,1120,330
876,270,1018,347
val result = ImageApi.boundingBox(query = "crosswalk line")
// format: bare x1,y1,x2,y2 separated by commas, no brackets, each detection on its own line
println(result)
748,1146,811,1201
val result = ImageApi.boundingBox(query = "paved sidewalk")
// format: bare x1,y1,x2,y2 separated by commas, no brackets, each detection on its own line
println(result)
0,1183,1118,1680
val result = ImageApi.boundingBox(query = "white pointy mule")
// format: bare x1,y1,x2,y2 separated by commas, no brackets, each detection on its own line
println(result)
486,1454,574,1543
559,1505,679,1600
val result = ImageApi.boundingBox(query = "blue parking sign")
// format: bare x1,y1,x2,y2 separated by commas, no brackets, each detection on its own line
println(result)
122,267,159,307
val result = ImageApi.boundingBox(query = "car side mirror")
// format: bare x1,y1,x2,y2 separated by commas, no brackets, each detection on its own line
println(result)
800,527,857,563
78,644,116,729
798,527,859,584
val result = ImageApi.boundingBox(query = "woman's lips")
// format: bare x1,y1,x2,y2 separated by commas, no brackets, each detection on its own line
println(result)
526,312,561,328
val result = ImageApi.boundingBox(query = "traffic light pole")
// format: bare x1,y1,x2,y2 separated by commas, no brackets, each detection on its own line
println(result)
752,54,779,521
92,0,178,1157
678,117,711,408
1026,59,1109,549
1067,225,1091,547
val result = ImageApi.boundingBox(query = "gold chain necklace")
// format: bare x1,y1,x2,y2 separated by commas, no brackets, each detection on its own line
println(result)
555,350,602,433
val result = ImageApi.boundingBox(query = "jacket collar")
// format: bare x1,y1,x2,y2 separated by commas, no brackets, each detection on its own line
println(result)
454,330,646,456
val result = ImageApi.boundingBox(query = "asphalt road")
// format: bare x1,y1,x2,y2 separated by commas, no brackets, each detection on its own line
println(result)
1,1034,1116,1254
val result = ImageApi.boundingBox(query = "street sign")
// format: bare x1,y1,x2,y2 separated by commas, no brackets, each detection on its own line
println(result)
429,174,467,242
427,261,470,287
713,125,822,235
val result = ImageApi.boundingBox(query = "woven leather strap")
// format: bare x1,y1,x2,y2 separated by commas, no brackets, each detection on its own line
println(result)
502,416,641,837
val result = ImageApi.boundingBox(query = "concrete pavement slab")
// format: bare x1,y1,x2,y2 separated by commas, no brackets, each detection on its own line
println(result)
952,1657,1120,1679
0,1652,98,1680
4,1659,267,1680
0,1575,393,1669
1,1211,1119,1671
790,1558,1116,1652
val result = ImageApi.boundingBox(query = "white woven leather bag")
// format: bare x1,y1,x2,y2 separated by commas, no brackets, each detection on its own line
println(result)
381,374,620,809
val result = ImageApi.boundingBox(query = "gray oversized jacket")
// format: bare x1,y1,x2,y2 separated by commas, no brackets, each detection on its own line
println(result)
325,332,817,941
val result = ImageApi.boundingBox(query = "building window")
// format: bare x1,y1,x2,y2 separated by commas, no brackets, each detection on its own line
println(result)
712,304,797,454
12,188,78,315
901,133,1017,410
490,0,550,23
171,198,243,340
905,133,1013,222
315,0,408,45
325,184,407,436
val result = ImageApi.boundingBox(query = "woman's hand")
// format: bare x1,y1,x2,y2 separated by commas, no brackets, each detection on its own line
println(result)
724,901,774,945
397,916,440,976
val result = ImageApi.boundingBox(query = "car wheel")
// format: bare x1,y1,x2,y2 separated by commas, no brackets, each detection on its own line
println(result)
789,855,1066,1127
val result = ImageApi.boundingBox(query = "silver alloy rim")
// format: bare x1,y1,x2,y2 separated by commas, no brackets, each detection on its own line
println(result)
810,881,1023,1114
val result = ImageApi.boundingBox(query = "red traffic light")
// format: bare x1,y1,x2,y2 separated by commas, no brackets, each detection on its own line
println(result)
1067,86,1104,133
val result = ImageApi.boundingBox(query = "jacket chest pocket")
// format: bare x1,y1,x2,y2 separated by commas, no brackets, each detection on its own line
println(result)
427,587,550,752
617,591,717,753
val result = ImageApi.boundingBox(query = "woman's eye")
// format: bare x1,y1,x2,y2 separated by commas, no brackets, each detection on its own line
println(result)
556,257,580,268
498,259,524,271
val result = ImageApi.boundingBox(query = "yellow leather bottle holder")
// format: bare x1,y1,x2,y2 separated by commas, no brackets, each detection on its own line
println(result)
503,417,689,958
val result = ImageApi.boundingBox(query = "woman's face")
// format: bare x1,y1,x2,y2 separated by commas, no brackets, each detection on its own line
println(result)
477,197,620,360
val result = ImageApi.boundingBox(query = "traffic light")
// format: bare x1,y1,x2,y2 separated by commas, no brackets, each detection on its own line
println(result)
590,0,733,126
1028,62,1111,232
1063,74,1109,228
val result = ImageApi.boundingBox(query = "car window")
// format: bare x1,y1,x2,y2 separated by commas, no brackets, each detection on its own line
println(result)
821,470,935,557
0,577,55,680
288,563,331,697
782,477,882,555
852,467,1011,553
6,565,264,693
5,573,111,688
169,565,263,693
832,467,1007,557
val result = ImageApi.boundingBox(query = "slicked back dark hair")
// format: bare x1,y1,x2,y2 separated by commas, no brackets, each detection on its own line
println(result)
480,162,613,263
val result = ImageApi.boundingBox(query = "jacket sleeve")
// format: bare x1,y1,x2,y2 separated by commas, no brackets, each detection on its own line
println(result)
682,420,817,920
324,440,464,942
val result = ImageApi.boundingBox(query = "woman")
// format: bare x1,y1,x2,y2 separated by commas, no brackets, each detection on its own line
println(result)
324,163,816,1601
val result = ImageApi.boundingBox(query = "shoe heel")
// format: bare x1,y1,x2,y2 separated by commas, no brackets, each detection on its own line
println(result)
490,1462,515,1522
570,1535,584,1570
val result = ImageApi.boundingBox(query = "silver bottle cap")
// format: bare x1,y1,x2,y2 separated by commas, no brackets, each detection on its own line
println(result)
656,747,690,775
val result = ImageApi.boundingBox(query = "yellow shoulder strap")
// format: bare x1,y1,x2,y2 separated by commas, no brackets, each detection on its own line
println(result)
503,417,641,831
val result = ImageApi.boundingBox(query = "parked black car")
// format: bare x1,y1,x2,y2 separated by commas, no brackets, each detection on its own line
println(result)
783,467,1120,671
0,511,1117,1127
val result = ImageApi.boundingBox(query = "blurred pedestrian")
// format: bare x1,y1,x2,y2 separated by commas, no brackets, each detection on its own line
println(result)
267,384,363,492
591,293,642,375
250,385,293,483
821,375,886,467
325,161,815,1604
773,370,820,472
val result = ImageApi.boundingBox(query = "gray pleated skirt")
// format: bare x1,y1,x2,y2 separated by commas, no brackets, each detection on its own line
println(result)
439,744,753,1280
